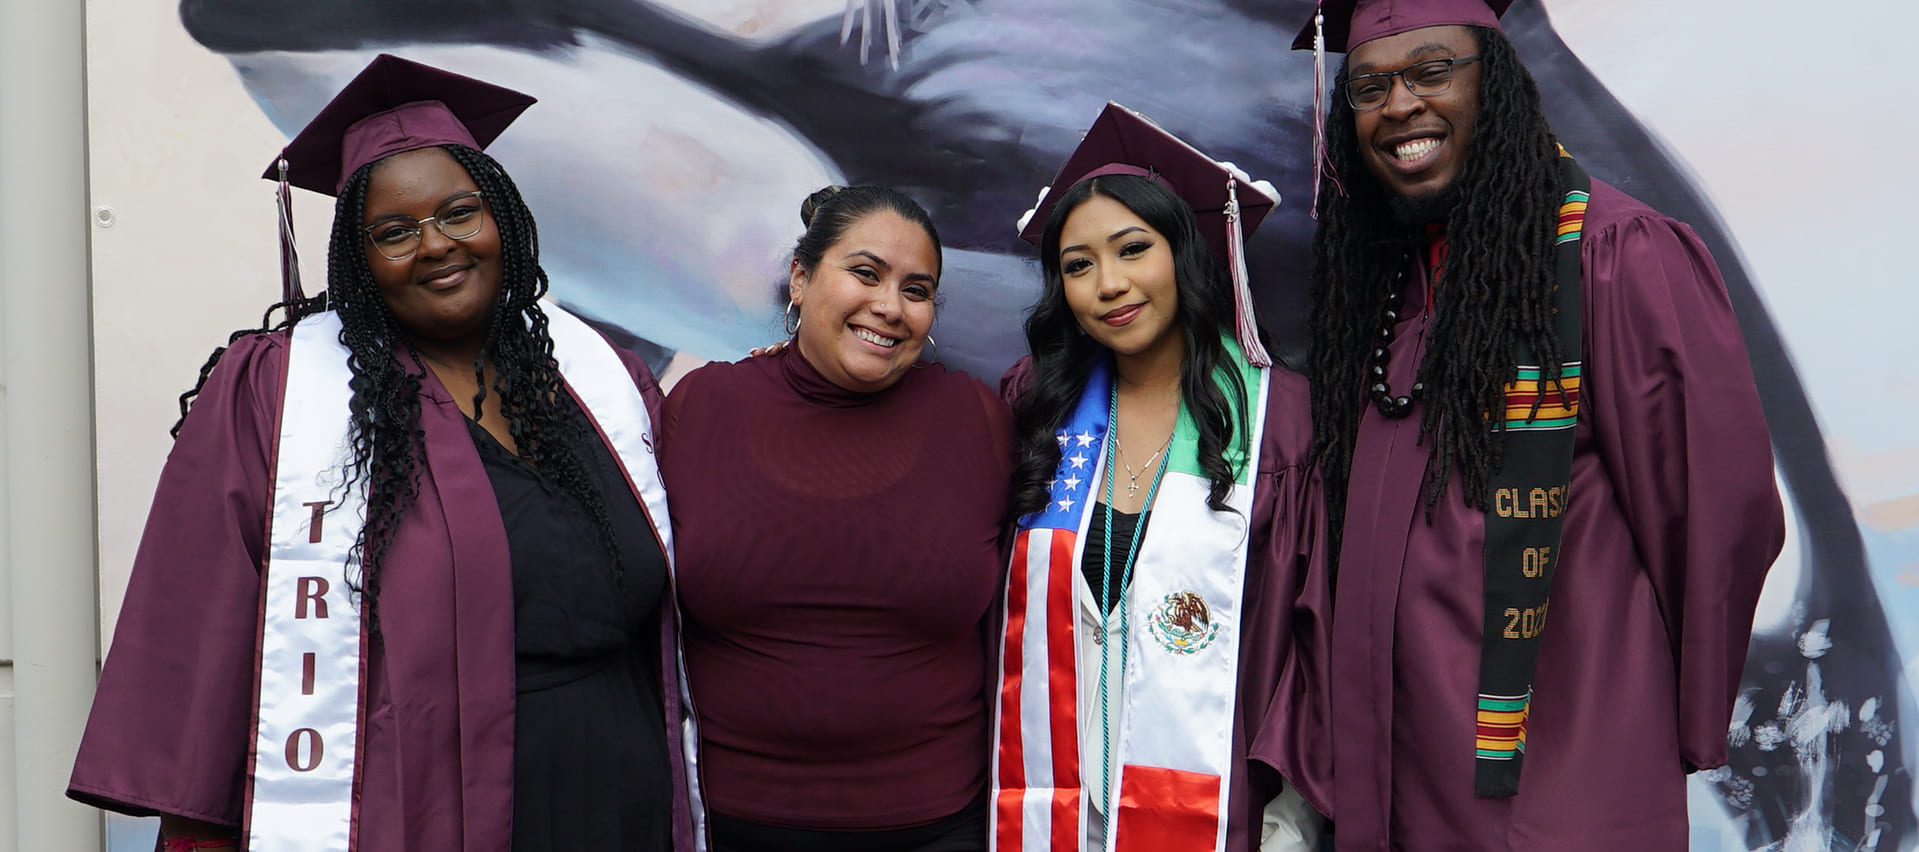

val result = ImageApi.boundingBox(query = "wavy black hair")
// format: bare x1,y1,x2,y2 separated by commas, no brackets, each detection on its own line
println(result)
1010,174,1253,518
174,144,620,639
1309,26,1563,539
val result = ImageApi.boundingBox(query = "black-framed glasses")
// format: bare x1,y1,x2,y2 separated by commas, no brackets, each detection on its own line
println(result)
1341,56,1481,111
363,191,487,260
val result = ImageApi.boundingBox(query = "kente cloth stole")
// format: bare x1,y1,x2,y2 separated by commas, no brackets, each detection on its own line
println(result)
1471,149,1590,798
990,337,1269,852
244,308,697,849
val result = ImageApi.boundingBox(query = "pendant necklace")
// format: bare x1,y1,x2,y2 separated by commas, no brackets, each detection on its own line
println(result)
1095,379,1172,839
1115,431,1174,499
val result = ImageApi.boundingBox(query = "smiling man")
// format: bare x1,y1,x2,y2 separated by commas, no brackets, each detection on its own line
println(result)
1292,1,1785,849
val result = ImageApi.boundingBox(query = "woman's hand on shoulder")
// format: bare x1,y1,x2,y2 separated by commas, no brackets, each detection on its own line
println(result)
747,339,790,358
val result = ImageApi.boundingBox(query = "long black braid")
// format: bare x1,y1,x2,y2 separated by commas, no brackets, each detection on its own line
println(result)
174,144,622,639
1011,175,1253,518
1309,26,1563,545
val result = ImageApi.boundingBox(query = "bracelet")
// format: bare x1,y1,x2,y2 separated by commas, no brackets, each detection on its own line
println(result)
162,839,238,851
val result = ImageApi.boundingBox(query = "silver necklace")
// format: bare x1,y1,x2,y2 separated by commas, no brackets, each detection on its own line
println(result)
1115,431,1174,498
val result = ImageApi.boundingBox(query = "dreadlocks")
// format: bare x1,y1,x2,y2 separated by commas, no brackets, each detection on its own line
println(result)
172,144,621,640
1309,26,1563,544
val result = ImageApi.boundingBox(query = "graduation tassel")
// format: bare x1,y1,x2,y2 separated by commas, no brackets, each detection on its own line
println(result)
1312,8,1328,221
1310,7,1347,220
276,158,305,305
1224,178,1272,368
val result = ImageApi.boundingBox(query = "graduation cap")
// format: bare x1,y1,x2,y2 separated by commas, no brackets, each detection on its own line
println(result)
261,54,536,303
1293,0,1510,217
1016,102,1278,367
1292,0,1512,54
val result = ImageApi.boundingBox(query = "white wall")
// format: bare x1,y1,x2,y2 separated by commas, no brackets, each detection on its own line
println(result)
84,0,330,653
1,0,103,849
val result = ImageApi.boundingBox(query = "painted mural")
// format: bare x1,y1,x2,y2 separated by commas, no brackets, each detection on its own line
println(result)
123,0,1914,848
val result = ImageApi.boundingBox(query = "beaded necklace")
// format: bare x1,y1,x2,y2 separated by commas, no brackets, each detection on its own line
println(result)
1367,253,1440,419
1364,280,1421,418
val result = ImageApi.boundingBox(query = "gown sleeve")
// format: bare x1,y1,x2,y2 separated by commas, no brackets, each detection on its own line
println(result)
1244,368,1334,824
67,333,288,825
1580,213,1785,772
999,355,1035,409
607,339,665,424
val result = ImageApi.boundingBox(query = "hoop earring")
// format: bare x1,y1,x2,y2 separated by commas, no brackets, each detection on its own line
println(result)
784,300,802,336
923,334,939,363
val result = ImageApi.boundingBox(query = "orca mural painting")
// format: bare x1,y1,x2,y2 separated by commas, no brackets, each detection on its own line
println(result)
140,1,1917,848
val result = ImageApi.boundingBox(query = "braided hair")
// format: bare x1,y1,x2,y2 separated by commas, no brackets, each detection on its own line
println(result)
1010,174,1252,518
1308,26,1562,542
174,144,621,639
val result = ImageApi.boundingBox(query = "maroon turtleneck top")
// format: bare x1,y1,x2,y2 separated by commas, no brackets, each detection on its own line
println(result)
658,346,1013,830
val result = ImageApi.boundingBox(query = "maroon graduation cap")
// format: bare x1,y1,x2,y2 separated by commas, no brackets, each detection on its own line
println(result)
261,54,536,303
264,53,535,195
1016,102,1279,367
1293,0,1513,53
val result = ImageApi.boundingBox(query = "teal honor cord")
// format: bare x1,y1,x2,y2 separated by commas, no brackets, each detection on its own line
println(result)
1094,380,1173,839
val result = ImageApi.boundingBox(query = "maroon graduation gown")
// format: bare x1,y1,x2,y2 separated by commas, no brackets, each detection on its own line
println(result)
1001,358,1334,851
1329,181,1785,851
67,328,702,852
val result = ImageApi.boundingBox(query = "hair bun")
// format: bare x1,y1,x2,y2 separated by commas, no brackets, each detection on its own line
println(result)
800,185,848,227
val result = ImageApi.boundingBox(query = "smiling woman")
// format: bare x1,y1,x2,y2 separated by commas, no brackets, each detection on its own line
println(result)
360,150,503,352
351,146,541,457
66,55,700,852
786,187,942,392
658,185,1014,852
998,104,1327,852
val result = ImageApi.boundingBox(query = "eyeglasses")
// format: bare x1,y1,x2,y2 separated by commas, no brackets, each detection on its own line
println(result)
363,191,487,260
1341,56,1481,111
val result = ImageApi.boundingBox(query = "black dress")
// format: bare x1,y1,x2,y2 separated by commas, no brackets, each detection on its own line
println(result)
468,405,673,852
1083,502,1150,615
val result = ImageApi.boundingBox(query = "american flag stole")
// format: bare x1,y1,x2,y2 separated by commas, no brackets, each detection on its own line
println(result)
991,339,1269,852
1471,151,1591,797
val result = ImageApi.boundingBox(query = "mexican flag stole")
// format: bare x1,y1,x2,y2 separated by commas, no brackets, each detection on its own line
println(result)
244,308,687,849
1472,150,1591,797
991,338,1269,852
